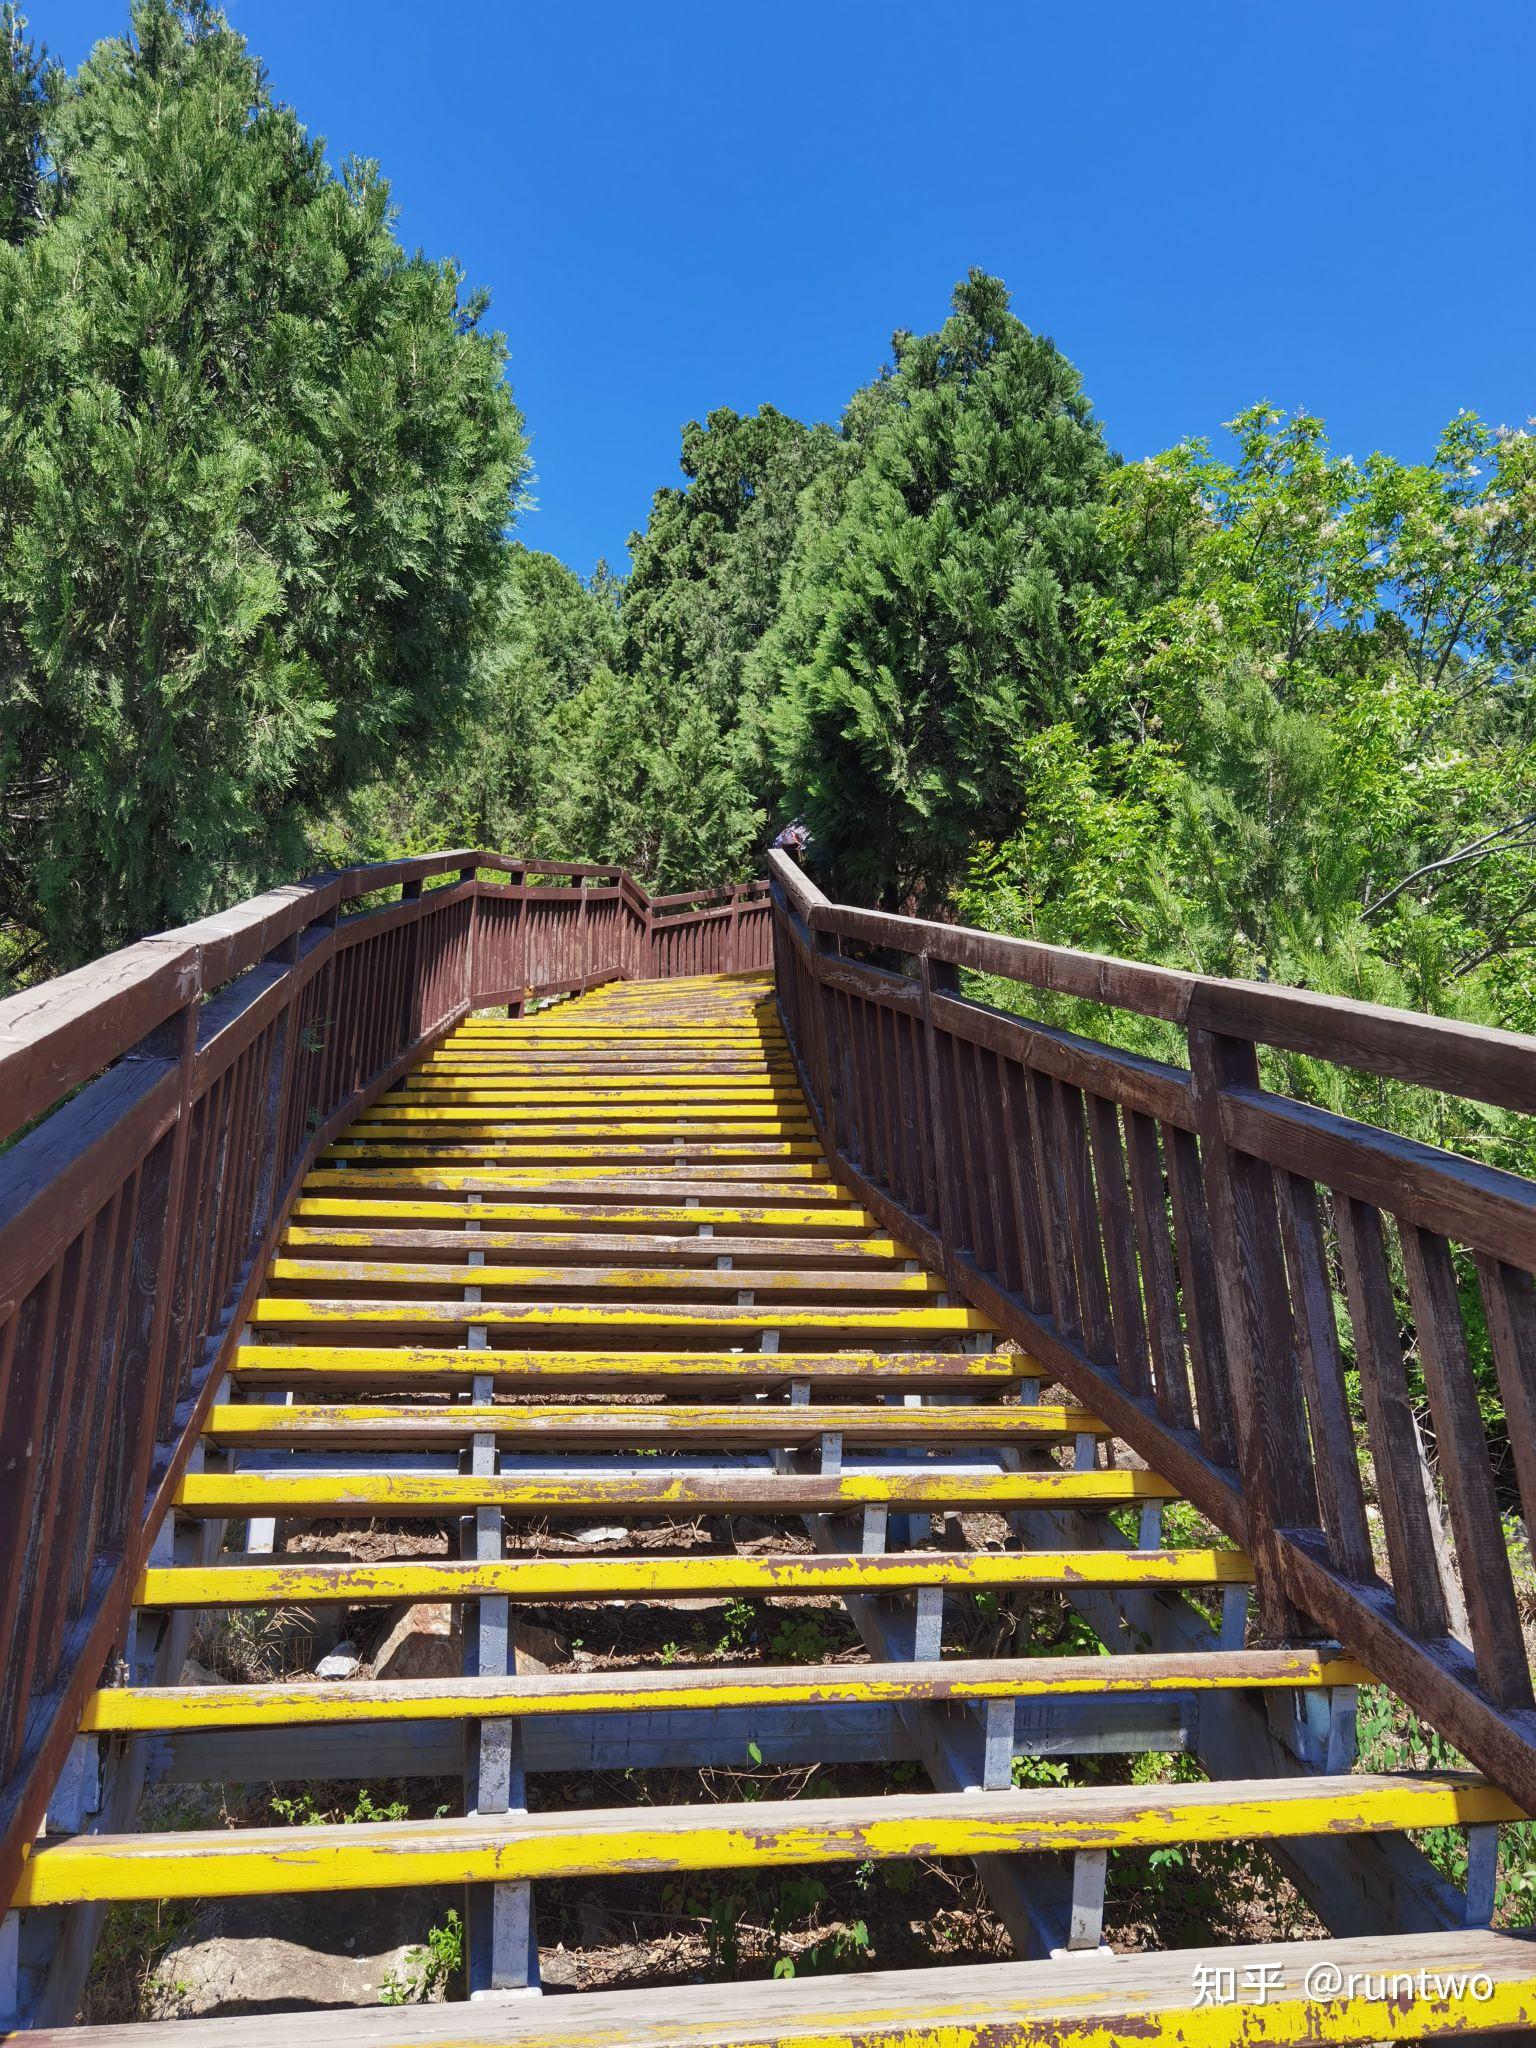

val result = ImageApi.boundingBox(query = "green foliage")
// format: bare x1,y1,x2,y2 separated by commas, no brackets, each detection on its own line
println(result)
378,1910,463,2005
0,6,52,245
760,270,1110,906
318,546,619,866
269,1784,413,1826
958,404,1536,1156
0,0,525,974
715,1595,758,1656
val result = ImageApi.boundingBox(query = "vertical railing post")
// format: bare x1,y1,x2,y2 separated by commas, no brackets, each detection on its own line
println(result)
399,876,423,1054
919,952,961,1296
458,861,479,1010
117,990,202,1563
1188,1026,1319,1640
728,886,741,975
255,928,304,1241
509,868,528,1014
578,878,590,991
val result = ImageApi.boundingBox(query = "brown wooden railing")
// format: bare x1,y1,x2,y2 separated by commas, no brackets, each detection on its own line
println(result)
767,849,1536,1814
0,852,768,1899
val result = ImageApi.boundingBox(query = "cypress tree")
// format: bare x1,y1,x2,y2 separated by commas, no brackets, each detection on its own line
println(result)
761,271,1109,907
0,1,526,970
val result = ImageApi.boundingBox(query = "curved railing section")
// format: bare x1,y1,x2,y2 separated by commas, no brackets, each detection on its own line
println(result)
767,848,1536,1814
0,851,768,1896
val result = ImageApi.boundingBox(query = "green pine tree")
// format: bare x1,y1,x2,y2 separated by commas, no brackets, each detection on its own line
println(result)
0,0,526,972
759,270,1110,907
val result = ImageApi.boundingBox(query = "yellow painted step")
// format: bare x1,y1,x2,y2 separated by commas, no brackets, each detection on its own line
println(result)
291,1199,878,1230
246,1298,994,1332
231,1345,1039,1389
281,1227,911,1262
390,1083,805,1102
173,1466,1178,1518
314,1155,832,1180
18,1934,1529,2047
82,1648,1370,1734
200,1400,1107,1448
301,1174,847,1200
353,1108,817,1130
324,1146,828,1169
13,1776,1515,1906
137,1546,1255,1609
264,1258,935,1295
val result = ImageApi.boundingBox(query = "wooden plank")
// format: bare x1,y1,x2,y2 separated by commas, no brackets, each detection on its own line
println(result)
1086,1094,1151,1395
302,1174,850,1203
1124,1110,1193,1428
21,1927,1536,2045
283,1226,910,1264
1189,1029,1318,1637
231,1344,1036,1389
13,1774,1517,1906
1477,1254,1536,1555
1272,1173,1373,1580
1401,1225,1532,1707
1162,1121,1235,1466
246,1298,995,1333
266,1258,932,1296
200,1400,1109,1448
174,1466,1180,1518
1334,1196,1450,1637
293,1197,879,1230
137,1545,1256,1608
83,1648,1371,1733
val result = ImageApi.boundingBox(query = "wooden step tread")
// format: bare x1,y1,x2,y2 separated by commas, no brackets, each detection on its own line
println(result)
291,1198,880,1229
339,1115,815,1131
19,1932,1534,2045
13,1775,1516,1907
81,1649,1371,1734
231,1345,1040,1387
302,1176,850,1202
265,1259,936,1294
173,1466,1178,1519
136,1546,1255,1608
326,1142,827,1162
388,1082,808,1100
247,1299,995,1331
281,1228,912,1262
201,1401,1105,1447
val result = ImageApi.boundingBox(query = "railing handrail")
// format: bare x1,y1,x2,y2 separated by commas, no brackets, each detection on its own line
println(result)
765,847,1536,1816
766,851,1536,1114
0,857,770,1148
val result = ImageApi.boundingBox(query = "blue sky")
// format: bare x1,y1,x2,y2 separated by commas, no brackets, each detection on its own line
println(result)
38,1,1536,576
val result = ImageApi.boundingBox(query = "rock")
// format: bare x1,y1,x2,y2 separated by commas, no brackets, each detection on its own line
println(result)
510,1620,565,1673
314,1642,362,1680
372,1602,462,1680
177,1657,220,1687
573,1525,630,1545
147,1887,461,2017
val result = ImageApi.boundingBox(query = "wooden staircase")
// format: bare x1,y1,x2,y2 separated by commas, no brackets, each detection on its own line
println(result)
7,970,1533,2042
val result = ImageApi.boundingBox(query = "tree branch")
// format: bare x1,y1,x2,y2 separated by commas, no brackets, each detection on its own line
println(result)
1363,811,1536,919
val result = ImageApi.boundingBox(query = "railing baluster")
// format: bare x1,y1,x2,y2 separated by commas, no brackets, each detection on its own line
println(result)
1188,1028,1318,1639
1334,1195,1450,1637
1271,1175,1372,1580
1124,1110,1193,1430
1402,1226,1532,1706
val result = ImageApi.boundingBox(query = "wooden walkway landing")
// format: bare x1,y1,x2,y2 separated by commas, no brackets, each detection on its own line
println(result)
9,973,1534,2042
